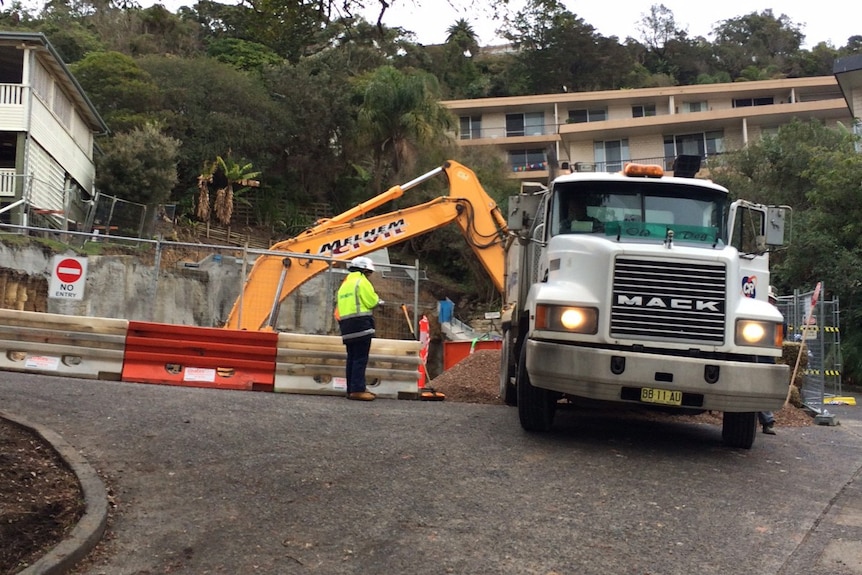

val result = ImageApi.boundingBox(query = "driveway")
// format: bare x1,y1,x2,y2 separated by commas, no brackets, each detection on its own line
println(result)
2,372,862,575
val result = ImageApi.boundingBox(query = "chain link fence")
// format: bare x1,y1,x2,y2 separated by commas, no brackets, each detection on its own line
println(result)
774,285,843,414
0,223,428,342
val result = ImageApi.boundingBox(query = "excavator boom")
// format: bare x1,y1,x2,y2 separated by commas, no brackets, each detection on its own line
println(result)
225,161,508,331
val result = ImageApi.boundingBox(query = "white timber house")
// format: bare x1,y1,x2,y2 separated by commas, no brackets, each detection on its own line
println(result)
0,31,107,229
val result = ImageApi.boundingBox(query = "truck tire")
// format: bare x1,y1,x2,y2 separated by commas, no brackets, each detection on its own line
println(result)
499,330,517,406
517,344,556,431
721,411,757,449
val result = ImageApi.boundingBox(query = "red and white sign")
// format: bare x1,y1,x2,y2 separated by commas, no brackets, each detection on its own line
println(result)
56,258,83,283
811,281,822,308
49,255,88,300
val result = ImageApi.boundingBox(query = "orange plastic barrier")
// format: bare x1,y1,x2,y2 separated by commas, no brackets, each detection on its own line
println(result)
122,322,278,392
442,339,502,371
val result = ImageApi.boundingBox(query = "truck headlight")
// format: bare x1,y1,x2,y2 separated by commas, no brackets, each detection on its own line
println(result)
536,305,598,334
735,320,783,348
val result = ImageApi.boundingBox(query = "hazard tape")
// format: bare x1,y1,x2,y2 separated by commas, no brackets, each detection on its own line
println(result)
787,325,840,333
803,369,842,376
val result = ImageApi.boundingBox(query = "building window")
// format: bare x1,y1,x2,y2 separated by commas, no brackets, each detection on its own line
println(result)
632,104,656,118
733,97,775,107
459,116,482,139
681,101,707,113
568,108,607,123
506,112,545,137
509,149,547,172
663,131,725,168
594,139,630,172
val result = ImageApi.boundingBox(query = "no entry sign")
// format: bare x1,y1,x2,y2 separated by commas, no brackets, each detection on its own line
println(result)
56,258,83,283
49,255,88,300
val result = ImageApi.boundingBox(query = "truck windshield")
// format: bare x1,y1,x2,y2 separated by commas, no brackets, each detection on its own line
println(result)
550,181,727,245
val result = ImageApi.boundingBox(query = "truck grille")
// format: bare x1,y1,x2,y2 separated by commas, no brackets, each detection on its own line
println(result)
610,257,726,345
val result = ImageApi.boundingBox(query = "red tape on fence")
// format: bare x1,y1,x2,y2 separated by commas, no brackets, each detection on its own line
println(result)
122,321,278,392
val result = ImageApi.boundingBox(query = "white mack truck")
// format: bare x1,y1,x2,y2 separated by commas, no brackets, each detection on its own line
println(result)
499,156,790,449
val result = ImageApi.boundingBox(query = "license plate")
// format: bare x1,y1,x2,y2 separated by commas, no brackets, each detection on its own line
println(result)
640,387,682,406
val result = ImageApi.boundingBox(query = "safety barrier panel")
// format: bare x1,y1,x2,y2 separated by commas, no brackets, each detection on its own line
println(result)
0,309,128,380
275,332,422,399
122,321,278,392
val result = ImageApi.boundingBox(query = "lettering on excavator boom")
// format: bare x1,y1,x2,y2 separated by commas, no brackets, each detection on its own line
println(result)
318,219,407,256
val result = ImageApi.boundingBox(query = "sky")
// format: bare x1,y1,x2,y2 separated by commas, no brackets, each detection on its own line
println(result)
358,0,860,49
113,0,860,49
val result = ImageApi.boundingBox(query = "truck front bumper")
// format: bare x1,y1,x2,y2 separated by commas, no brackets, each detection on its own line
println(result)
525,340,789,412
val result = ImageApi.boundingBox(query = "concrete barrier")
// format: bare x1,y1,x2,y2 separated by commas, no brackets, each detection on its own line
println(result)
0,309,127,380
275,333,422,399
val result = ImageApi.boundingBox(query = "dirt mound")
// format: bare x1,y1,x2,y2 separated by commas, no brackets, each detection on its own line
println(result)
429,349,814,427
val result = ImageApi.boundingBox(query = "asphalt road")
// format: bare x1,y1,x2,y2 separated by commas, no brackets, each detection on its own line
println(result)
3,371,862,575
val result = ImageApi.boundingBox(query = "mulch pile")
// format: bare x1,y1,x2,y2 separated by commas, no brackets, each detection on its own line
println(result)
0,418,85,575
429,349,814,427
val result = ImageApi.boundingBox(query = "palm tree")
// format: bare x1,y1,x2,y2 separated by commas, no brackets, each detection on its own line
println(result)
197,155,261,226
446,18,480,57
356,66,454,187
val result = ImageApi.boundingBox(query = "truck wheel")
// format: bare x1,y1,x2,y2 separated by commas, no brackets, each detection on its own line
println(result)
517,344,556,431
498,330,517,406
721,412,757,449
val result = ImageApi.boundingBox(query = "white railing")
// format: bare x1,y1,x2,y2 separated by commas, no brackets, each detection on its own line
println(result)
0,84,24,106
0,169,19,198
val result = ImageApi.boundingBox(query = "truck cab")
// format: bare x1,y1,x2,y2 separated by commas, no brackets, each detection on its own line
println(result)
501,159,790,449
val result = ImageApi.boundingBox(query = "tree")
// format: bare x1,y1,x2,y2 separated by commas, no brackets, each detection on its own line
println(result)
135,55,283,204
713,120,862,384
499,0,635,93
432,19,487,99
70,51,162,133
711,10,805,79
206,37,284,72
637,4,682,56
96,123,180,207
196,154,260,225
354,65,454,187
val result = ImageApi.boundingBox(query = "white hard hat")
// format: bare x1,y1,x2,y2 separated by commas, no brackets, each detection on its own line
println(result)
349,256,375,272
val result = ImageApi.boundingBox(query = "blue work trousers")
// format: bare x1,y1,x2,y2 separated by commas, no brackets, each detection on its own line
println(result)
345,336,372,393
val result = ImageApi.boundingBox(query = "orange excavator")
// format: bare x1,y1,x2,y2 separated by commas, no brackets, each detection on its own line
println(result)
224,160,510,331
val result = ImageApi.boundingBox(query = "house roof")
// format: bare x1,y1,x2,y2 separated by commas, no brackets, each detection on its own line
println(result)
0,31,108,134
834,54,862,119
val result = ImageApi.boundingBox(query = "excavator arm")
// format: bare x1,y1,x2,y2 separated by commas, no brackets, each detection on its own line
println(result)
225,161,509,331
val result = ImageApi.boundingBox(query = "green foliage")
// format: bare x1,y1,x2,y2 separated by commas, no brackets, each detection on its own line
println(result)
710,10,805,79
354,65,455,185
206,38,283,72
70,51,161,132
715,120,862,383
135,55,283,203
96,123,180,206
39,20,105,63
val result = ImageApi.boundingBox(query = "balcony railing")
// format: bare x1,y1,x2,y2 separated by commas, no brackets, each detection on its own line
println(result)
0,84,25,106
508,155,721,175
0,169,20,198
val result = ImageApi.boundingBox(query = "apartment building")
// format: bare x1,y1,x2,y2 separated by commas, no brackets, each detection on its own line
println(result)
443,76,853,183
0,31,107,227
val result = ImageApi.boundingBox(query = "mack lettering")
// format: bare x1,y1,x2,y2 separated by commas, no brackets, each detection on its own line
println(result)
616,295,722,312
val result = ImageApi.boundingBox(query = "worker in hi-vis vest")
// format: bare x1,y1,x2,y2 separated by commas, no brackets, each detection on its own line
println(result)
336,256,384,401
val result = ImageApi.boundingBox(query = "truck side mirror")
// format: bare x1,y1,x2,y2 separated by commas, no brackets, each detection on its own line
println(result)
765,206,787,247
507,194,542,232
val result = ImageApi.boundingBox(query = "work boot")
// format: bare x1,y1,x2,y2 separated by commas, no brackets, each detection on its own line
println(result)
762,424,776,435
347,391,376,401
